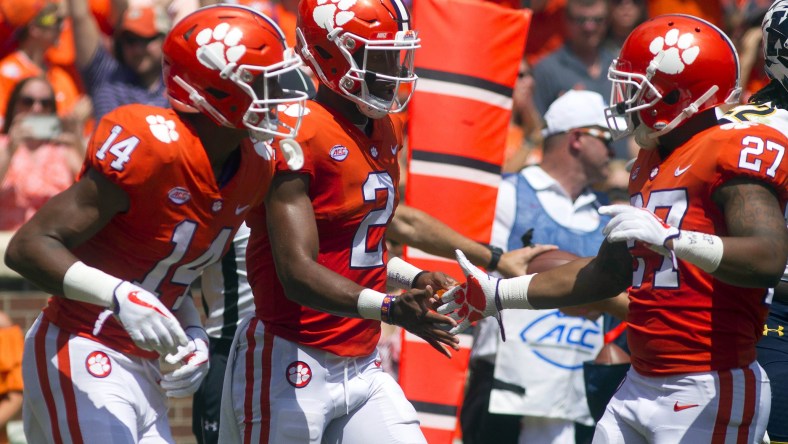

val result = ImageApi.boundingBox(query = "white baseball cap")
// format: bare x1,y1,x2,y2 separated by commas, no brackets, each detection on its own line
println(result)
541,90,610,138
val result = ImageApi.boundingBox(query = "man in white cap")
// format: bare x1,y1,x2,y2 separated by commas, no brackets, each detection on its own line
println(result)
461,89,627,444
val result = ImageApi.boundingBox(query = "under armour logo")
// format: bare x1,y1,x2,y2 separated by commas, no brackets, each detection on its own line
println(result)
763,324,784,336
203,420,218,432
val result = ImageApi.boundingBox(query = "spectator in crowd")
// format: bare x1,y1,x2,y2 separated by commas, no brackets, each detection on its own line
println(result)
532,0,613,115
4,5,307,442
531,0,629,158
523,0,566,66
603,0,646,54
502,58,543,173
722,3,788,442
442,14,785,442
0,0,81,129
68,0,170,119
461,90,626,444
0,76,85,231
0,310,23,444
217,0,464,441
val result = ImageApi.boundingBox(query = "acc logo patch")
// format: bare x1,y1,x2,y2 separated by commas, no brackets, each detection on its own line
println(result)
519,311,600,370
330,145,349,161
168,187,191,205
86,351,112,378
286,361,312,388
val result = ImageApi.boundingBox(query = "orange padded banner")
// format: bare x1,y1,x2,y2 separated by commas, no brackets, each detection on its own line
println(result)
401,0,531,442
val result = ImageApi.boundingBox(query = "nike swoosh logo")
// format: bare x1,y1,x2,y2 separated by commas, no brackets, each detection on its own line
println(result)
128,291,169,318
235,204,250,215
674,164,692,176
673,401,700,412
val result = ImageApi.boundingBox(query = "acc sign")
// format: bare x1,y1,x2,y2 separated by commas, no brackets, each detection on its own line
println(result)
519,310,601,370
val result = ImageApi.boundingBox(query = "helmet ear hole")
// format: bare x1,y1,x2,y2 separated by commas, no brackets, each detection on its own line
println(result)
662,90,680,105
315,45,333,61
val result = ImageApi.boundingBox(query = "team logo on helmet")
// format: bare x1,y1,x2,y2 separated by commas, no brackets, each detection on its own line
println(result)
195,23,247,72
147,115,180,143
650,29,700,75
314,0,357,30
286,361,312,388
86,351,112,378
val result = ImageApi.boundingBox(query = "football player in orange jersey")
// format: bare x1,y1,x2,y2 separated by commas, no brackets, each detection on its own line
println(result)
218,0,460,442
3,5,307,443
722,3,788,443
440,14,788,443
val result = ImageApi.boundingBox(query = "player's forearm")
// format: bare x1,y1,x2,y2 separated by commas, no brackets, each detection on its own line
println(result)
388,206,492,268
275,256,368,318
67,0,101,69
527,244,630,309
5,231,80,296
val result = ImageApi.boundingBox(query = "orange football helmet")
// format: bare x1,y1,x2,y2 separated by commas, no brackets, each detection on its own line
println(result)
163,4,307,140
296,0,420,118
605,14,741,143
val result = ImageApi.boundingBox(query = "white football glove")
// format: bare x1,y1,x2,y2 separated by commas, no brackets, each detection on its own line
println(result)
437,250,505,338
600,204,679,256
162,327,209,398
112,281,188,356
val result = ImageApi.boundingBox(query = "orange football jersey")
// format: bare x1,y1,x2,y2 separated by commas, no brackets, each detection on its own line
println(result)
247,102,404,357
625,121,788,376
44,104,274,358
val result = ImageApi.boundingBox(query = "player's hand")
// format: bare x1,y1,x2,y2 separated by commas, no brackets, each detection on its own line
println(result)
413,271,457,292
162,327,210,398
437,250,503,336
112,281,188,356
392,287,459,358
499,244,557,278
600,205,679,255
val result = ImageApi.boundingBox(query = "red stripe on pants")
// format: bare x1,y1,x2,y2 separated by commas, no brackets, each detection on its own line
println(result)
244,319,259,444
736,367,757,444
56,328,83,444
257,330,274,444
712,369,733,444
35,318,64,444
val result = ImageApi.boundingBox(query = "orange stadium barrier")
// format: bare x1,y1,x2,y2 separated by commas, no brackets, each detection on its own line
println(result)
401,0,531,442
404,0,531,277
398,331,473,443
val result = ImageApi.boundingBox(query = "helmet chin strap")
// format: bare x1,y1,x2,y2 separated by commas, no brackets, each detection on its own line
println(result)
644,85,720,141
173,75,234,128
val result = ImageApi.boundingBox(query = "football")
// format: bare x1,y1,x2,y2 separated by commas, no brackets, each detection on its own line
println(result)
526,249,580,274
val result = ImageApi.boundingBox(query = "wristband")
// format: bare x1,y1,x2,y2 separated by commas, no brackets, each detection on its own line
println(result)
357,288,388,321
63,261,122,307
671,230,723,273
387,257,425,289
484,244,503,271
380,295,398,325
411,271,428,288
497,274,535,309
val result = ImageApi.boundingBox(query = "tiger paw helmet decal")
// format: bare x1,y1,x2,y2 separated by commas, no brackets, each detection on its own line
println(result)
313,0,357,30
649,28,699,75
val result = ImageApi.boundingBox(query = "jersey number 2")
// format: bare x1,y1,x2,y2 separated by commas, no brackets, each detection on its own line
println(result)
351,172,395,268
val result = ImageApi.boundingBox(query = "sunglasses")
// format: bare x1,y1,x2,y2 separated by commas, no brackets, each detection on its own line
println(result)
576,127,612,145
19,96,56,111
